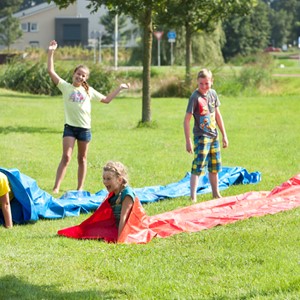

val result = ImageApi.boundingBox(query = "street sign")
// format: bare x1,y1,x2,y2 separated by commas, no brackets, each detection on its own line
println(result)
154,32,164,66
154,31,164,40
167,31,176,40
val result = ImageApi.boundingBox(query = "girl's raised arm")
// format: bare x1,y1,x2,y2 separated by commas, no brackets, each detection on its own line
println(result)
47,40,61,85
100,83,130,104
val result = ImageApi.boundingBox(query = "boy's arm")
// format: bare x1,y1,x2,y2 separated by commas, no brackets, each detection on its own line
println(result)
215,108,228,148
184,113,193,153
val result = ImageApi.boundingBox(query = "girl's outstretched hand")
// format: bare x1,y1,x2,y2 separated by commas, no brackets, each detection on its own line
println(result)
120,83,130,89
49,40,58,51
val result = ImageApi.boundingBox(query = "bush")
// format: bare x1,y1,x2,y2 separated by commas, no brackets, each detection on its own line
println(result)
151,78,192,98
213,73,243,97
0,61,51,95
0,61,116,96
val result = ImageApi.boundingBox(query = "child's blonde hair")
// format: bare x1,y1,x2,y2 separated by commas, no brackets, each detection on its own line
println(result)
74,64,90,95
197,68,213,79
103,161,128,185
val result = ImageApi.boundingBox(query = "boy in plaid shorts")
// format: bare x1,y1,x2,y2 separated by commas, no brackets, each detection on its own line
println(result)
184,69,228,202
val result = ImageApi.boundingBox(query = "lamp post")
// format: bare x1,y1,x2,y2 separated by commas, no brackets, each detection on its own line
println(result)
96,31,102,64
114,14,118,70
91,30,102,64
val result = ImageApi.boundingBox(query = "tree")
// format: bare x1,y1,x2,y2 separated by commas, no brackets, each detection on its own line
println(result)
267,0,300,47
222,1,271,60
0,0,23,52
159,0,257,84
50,0,169,123
0,0,22,16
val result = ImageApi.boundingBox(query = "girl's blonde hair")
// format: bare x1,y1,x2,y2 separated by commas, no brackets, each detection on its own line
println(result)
74,64,90,95
103,161,129,185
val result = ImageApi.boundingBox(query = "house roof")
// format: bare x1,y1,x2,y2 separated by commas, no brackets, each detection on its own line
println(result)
14,1,57,19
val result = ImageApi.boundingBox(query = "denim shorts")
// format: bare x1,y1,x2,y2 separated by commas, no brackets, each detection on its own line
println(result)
63,124,91,142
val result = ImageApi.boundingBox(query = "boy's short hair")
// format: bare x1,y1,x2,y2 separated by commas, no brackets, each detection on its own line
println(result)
197,69,212,79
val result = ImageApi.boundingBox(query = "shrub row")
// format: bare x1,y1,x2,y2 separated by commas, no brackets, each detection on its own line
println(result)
152,54,274,98
0,52,274,98
0,60,116,96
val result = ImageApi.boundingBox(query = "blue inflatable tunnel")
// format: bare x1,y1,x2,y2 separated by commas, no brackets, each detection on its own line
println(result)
0,166,261,225
0,167,38,224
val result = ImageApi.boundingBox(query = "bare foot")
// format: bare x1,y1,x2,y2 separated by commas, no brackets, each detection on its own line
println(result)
52,188,59,194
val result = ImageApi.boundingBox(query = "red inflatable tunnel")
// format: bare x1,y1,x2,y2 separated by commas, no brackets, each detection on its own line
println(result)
58,173,300,244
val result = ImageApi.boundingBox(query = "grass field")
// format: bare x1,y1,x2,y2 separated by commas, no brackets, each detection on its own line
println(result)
0,69,300,299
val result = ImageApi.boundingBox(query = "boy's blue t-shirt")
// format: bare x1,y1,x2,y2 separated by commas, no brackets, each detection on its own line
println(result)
186,89,220,138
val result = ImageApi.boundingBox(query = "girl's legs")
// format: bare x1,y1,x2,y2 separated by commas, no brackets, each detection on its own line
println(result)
76,140,89,191
53,136,76,193
0,193,13,228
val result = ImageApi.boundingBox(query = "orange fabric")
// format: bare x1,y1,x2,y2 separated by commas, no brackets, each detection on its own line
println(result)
58,174,300,244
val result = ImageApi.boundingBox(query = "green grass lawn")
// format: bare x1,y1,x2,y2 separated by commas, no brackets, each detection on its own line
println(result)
0,87,299,299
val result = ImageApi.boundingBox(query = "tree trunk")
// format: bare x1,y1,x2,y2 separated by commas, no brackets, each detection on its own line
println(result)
185,24,192,85
142,7,153,123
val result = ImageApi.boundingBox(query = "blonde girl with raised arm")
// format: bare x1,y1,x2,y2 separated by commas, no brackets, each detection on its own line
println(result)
47,40,130,194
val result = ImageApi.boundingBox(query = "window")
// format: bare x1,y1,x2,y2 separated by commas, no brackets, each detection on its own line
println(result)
30,23,38,32
29,41,39,48
21,23,28,32
20,22,38,32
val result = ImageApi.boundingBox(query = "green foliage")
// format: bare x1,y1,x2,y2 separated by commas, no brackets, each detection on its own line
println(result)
152,77,191,98
149,24,224,67
213,72,243,97
87,64,116,95
0,61,51,94
222,1,271,61
0,60,116,96
238,52,274,91
269,0,300,46
238,66,271,94
152,52,275,98
0,12,22,52
0,0,22,16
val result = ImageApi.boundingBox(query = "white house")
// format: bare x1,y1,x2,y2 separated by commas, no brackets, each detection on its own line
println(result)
6,0,137,51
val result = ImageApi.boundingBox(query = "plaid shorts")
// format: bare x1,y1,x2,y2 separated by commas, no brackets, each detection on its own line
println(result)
191,135,222,176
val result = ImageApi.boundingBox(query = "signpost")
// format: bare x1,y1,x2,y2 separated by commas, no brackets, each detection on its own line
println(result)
167,31,176,65
154,31,164,66
298,36,300,65
91,30,102,64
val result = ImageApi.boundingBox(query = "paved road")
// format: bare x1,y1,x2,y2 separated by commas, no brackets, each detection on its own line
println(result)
273,73,300,77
